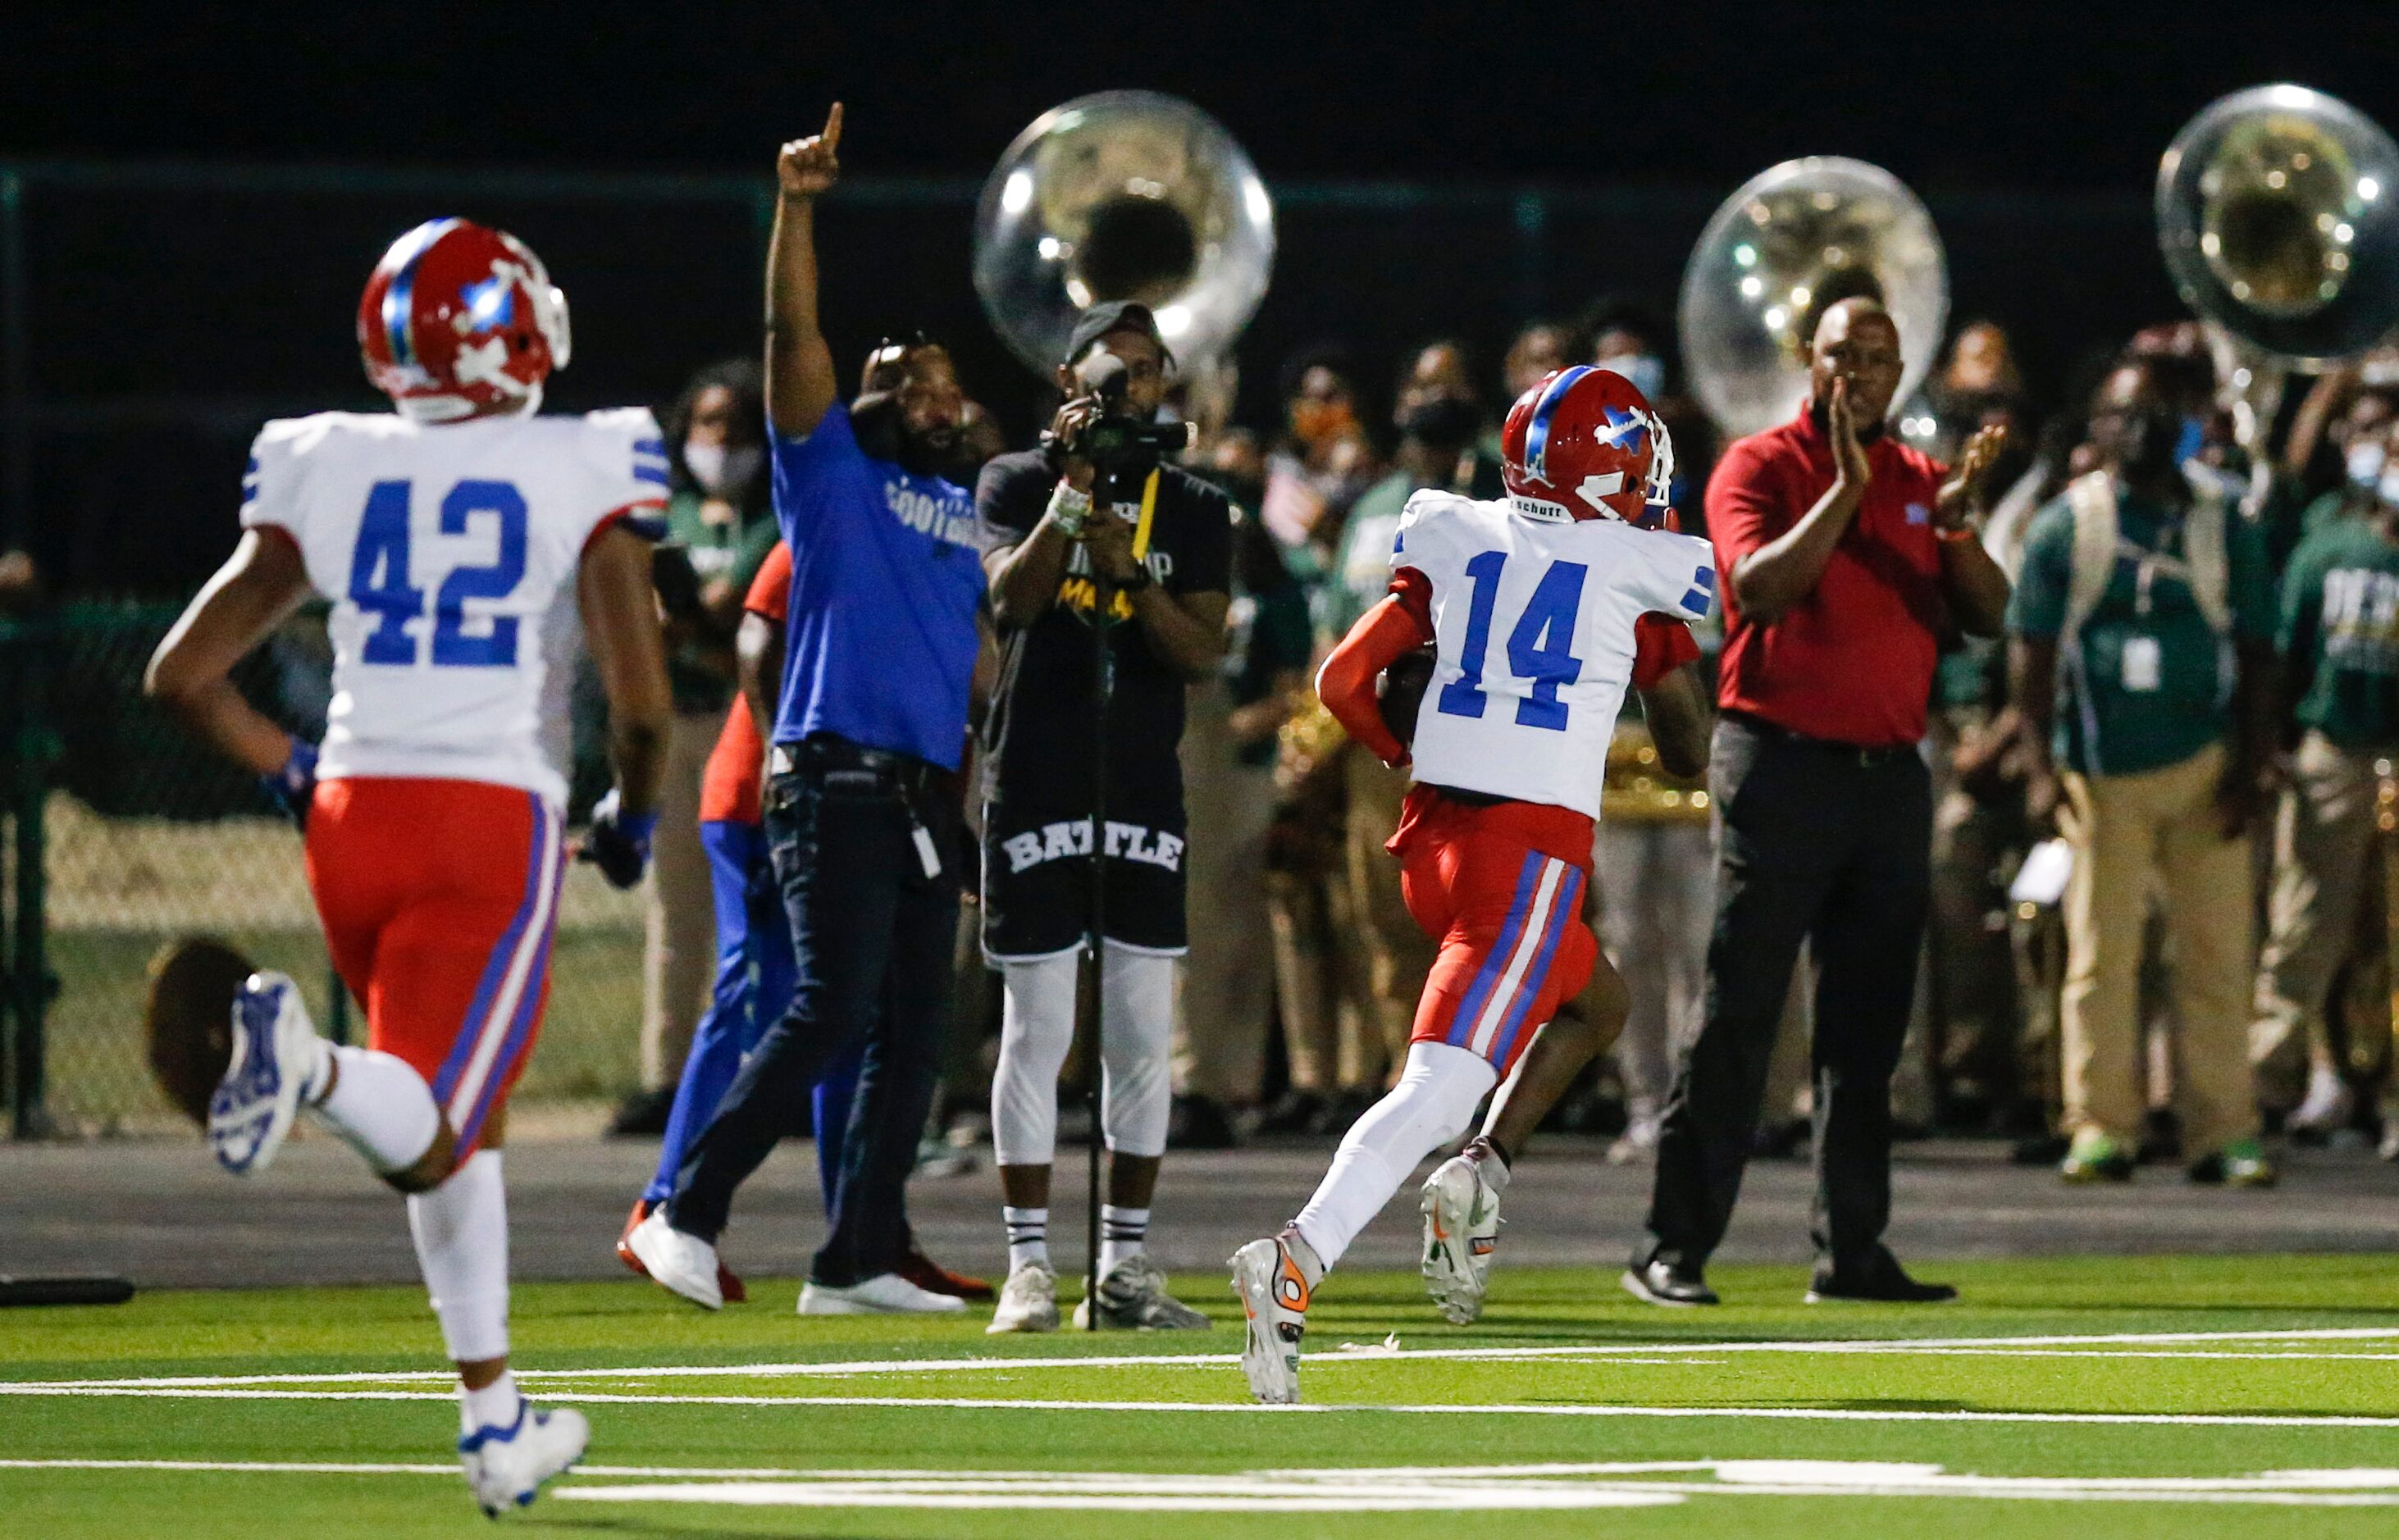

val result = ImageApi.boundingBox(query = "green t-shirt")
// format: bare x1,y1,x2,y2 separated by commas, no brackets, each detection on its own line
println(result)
664,488,780,713
2007,485,2274,776
1323,452,1505,642
2281,515,2399,749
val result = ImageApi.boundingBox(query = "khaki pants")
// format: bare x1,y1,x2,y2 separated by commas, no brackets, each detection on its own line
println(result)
2251,730,2392,1108
2059,741,2256,1151
1597,819,1714,1116
1344,751,1434,1079
640,707,723,1090
1173,681,1278,1106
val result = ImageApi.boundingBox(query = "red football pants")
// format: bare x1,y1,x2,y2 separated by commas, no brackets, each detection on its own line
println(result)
305,777,563,1156
1396,788,1597,1078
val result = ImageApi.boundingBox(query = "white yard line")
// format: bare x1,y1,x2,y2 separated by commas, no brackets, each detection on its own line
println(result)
18,1325,2399,1392
3,1383,2398,1428
13,1458,2399,1510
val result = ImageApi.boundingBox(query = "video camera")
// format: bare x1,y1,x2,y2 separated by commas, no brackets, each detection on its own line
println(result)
1052,353,1191,476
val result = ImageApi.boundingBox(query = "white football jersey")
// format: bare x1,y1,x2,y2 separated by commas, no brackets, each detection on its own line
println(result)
240,408,668,804
1392,490,1716,820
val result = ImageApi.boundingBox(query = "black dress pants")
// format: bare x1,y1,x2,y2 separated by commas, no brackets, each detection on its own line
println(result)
1637,713,1932,1275
667,737,959,1287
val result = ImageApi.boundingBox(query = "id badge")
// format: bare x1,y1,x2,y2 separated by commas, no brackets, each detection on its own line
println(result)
910,822,943,880
2120,635,2162,693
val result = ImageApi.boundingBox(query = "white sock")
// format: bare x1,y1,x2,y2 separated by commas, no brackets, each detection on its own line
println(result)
1004,1205,1049,1271
1099,1205,1149,1275
312,1045,441,1173
407,1149,509,1366
459,1370,522,1435
1290,1041,1495,1274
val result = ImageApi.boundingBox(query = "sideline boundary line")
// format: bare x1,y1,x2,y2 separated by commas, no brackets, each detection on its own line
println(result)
5,1384,2399,1428
16,1326,2399,1392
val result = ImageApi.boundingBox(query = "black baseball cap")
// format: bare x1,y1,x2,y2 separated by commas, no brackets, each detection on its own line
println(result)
1065,301,1174,369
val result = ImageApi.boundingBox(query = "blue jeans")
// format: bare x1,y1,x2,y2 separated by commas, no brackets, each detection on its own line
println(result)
645,818,860,1210
667,741,960,1286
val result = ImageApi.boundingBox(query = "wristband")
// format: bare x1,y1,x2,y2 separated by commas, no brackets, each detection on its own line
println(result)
1047,482,1092,538
618,809,661,849
1935,522,1979,544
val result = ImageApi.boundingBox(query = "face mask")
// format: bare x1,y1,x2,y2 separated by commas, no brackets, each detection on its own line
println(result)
2378,466,2399,511
1399,394,1483,451
2173,414,2208,467
2349,440,2388,488
683,440,760,494
1595,353,1666,402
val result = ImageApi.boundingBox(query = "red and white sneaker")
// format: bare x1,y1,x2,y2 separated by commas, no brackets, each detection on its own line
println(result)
618,1199,746,1304
898,1246,994,1303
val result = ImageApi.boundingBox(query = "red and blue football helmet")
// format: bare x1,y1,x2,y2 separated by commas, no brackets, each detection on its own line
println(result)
1499,365,1675,525
358,219,571,421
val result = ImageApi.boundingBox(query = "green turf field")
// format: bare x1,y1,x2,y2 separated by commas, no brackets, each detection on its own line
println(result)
7,1254,2399,1536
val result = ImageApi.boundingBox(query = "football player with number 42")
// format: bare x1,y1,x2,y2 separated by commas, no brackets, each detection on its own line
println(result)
144,219,675,1512
1231,366,1717,1403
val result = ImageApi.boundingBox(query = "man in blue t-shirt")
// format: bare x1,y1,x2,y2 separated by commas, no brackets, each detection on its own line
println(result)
632,105,991,1314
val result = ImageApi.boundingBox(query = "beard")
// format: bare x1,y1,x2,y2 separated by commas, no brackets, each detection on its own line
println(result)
896,424,976,485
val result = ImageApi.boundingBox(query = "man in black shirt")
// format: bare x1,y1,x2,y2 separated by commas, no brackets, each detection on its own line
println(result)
978,302,1232,1332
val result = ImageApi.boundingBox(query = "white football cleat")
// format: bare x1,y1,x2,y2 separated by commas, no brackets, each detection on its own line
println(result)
1419,1154,1499,1324
1229,1236,1308,1404
798,1273,966,1314
1074,1254,1211,1330
986,1260,1060,1334
208,972,321,1177
623,1208,723,1310
459,1401,589,1516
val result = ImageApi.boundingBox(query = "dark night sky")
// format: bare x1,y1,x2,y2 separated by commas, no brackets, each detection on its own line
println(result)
16,1,2399,592
14,2,2399,194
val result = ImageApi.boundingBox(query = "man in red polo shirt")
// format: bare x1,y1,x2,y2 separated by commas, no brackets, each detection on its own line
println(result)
1626,298,2009,1307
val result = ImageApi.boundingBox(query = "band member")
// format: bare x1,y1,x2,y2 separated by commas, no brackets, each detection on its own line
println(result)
146,216,670,1512
976,302,1232,1332
1232,367,1713,1402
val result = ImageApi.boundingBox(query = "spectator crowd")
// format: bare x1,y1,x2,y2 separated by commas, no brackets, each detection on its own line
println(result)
622,289,2399,1195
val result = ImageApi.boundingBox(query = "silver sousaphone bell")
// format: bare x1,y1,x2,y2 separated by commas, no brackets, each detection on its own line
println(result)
973,91,1275,376
2160,83,2399,366
1679,157,1948,440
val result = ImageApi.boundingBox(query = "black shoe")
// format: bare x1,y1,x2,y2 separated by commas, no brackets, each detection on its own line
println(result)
1754,1116,1811,1160
1252,1089,1325,1136
1806,1249,1957,1304
1621,1257,1718,1307
1167,1093,1237,1150
606,1087,675,1138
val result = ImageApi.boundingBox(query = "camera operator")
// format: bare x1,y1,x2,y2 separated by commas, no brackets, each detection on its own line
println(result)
975,301,1231,1333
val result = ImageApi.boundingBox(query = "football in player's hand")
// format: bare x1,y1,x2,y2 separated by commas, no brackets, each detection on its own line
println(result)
1378,646,1435,748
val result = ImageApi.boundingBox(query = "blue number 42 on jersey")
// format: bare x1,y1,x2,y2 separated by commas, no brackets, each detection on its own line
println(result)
348,479,529,667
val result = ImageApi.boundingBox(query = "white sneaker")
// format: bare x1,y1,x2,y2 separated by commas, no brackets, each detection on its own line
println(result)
1419,1154,1499,1324
1073,1254,1211,1330
459,1401,589,1515
1229,1237,1308,1404
1607,1112,1662,1166
623,1209,723,1310
2291,1065,2354,1134
986,1261,1060,1333
208,972,321,1177
798,1272,966,1314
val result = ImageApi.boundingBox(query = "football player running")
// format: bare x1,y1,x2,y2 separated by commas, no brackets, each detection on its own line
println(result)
145,219,673,1512
1230,367,1714,1402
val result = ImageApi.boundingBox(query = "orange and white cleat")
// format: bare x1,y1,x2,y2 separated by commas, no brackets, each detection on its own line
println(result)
1229,1235,1311,1404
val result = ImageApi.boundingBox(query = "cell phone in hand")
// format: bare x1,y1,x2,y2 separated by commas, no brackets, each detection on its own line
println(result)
651,542,703,622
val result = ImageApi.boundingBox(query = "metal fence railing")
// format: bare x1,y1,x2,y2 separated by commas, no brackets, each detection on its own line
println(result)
1,604,649,1137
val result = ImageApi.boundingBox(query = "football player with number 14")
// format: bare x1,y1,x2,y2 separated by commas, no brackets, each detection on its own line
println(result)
143,219,675,1513
1231,366,1717,1403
